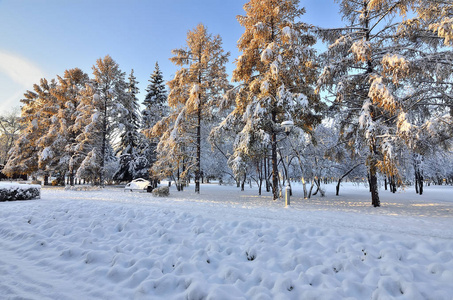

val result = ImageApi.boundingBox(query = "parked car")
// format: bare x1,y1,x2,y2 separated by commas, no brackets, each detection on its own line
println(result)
124,178,152,192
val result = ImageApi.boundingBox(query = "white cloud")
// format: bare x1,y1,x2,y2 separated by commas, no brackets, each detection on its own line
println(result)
0,50,45,113
0,50,44,88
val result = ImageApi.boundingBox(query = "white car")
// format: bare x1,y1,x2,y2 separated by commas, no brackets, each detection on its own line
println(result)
124,178,152,192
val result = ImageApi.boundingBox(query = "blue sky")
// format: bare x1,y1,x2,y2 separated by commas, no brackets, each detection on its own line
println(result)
0,0,342,114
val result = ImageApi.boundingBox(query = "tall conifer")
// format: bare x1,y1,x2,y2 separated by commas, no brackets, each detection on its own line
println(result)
150,24,230,193
219,0,322,200
142,62,167,129
75,55,127,185
3,79,57,180
114,69,143,182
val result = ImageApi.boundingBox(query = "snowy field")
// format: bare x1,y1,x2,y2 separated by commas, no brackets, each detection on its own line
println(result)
0,182,452,299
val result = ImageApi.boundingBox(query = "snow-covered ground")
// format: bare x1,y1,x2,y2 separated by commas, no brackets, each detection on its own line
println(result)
0,182,452,299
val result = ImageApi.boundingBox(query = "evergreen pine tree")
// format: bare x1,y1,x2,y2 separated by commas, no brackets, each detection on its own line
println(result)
141,62,168,180
114,69,144,182
142,62,167,129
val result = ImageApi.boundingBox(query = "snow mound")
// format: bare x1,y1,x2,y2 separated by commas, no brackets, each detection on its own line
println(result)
64,185,103,191
152,186,169,197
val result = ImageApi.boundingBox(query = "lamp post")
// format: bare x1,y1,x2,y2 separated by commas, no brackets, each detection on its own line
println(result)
281,120,293,207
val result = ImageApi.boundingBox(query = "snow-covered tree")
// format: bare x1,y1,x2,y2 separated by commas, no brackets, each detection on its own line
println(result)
0,108,21,166
217,0,323,200
74,55,127,185
4,78,57,179
150,23,230,193
315,0,453,206
36,68,90,185
209,110,248,187
414,0,453,48
397,0,453,192
114,69,145,182
141,62,168,179
150,110,191,190
142,62,168,129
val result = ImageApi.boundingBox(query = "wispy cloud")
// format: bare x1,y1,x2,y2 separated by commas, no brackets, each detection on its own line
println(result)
0,50,44,89
0,50,45,112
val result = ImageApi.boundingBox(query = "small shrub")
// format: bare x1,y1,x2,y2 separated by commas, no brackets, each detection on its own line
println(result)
0,184,41,201
152,186,169,197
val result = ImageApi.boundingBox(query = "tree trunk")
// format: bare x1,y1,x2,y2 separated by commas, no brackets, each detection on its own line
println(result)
69,171,75,186
265,156,270,192
289,180,292,196
336,163,361,196
99,97,108,187
369,151,380,207
241,172,246,191
312,178,319,196
419,176,423,195
390,176,397,193
308,179,315,199
177,161,183,191
362,0,379,207
312,177,324,197
336,179,340,196
271,112,279,200
415,169,423,195
195,104,201,194
415,170,419,194
302,177,308,199
257,161,262,195
414,155,424,195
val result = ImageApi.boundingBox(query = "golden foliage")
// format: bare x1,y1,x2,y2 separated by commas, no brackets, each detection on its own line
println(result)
350,39,371,63
376,156,401,182
368,75,397,113
381,53,410,84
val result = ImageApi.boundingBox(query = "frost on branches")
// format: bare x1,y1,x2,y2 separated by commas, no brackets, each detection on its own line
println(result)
316,0,453,206
23,56,129,185
149,24,230,193
73,55,129,185
217,0,323,200
114,69,149,182
4,78,59,180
